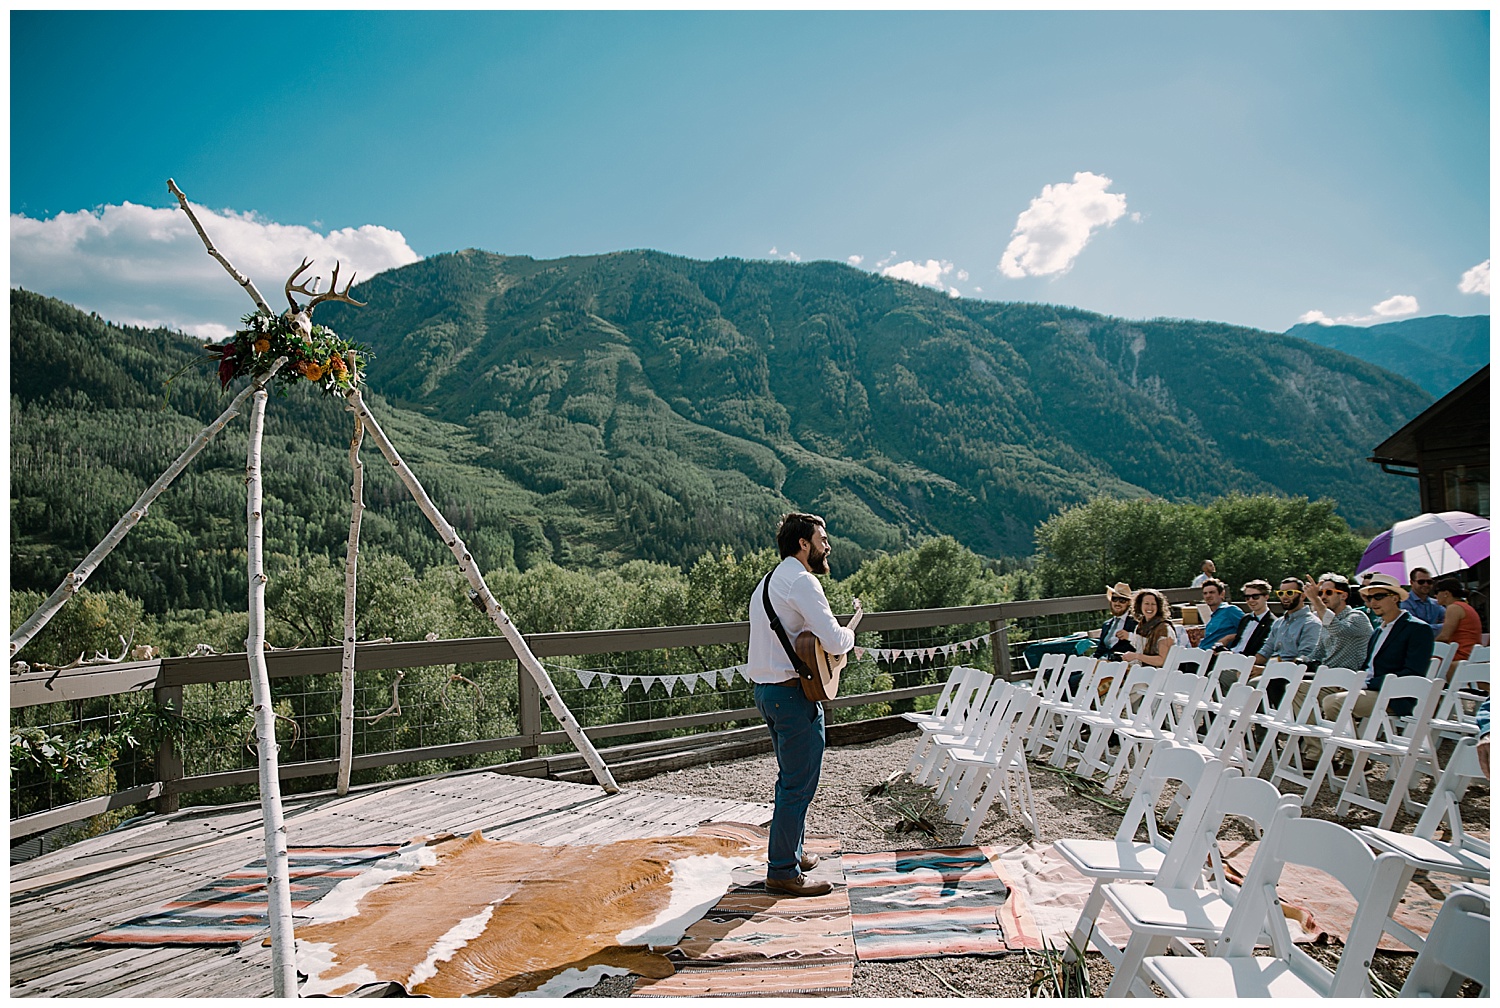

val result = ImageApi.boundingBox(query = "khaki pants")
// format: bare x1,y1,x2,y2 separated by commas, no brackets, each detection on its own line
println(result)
1304,689,1379,761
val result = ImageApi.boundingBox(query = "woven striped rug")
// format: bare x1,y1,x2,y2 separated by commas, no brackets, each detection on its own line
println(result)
633,835,854,997
84,845,402,946
842,846,1014,961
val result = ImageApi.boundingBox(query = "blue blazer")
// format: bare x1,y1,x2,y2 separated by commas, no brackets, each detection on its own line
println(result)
1363,611,1435,717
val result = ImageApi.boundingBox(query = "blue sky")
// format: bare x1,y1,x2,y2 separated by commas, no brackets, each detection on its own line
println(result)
9,10,1490,338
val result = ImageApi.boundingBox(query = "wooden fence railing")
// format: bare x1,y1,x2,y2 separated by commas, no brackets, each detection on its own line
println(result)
11,587,1202,839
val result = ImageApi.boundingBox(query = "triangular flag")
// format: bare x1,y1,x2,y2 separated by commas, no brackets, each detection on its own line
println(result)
577,669,597,688
854,646,865,659
662,676,677,695
681,674,698,693
639,676,658,694
617,675,636,692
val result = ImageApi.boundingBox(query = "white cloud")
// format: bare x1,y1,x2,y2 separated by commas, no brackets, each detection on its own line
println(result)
874,250,897,269
881,258,956,291
768,247,801,262
1459,259,1490,296
846,254,863,266
1372,294,1419,317
956,269,970,282
999,171,1128,279
1298,294,1420,327
11,201,420,339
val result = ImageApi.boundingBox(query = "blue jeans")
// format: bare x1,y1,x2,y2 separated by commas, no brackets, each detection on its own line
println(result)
754,682,825,880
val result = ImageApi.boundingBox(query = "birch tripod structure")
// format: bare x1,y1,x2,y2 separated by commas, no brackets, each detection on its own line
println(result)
10,180,619,997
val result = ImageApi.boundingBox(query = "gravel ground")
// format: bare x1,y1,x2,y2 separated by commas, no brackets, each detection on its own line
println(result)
568,727,1490,998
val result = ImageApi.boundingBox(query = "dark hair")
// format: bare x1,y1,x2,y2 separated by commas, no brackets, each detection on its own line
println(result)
1409,566,1432,580
1131,587,1170,624
1201,577,1227,595
1241,579,1272,596
1433,577,1467,599
1279,576,1305,589
1317,572,1350,592
777,512,825,559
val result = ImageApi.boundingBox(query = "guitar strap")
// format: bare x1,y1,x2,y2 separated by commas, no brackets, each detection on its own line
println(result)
761,569,814,681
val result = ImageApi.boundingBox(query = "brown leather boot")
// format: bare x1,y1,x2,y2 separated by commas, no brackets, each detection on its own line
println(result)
799,852,820,872
765,874,833,897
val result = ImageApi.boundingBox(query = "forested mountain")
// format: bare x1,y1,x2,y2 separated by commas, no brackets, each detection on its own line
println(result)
1285,314,1489,397
12,256,1427,614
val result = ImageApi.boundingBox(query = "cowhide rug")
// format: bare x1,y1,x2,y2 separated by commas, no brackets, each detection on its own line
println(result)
295,826,767,997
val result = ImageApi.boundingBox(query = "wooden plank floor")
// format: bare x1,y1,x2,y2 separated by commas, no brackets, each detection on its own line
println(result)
10,769,772,998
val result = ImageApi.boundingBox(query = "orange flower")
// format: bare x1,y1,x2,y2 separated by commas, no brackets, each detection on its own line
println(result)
329,355,347,375
297,360,325,381
253,338,271,354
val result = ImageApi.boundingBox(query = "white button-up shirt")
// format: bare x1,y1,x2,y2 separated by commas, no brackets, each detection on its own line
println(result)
746,556,856,683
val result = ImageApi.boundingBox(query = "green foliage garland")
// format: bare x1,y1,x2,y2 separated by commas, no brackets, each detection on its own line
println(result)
207,311,372,394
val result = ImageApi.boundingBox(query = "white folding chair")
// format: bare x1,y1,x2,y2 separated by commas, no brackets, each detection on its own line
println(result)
1067,663,1165,779
1037,658,1122,767
1397,889,1490,996
1052,743,1227,968
1178,681,1264,773
1112,668,1213,798
900,664,987,731
1263,665,1365,808
1360,736,1489,952
902,667,990,776
1466,644,1491,664
1328,674,1444,829
911,677,1013,785
937,688,1042,842
1426,660,1490,748
1103,787,1300,997
1428,640,1459,681
1244,660,1310,776
1027,653,1098,744
1203,650,1257,713
1138,815,1410,998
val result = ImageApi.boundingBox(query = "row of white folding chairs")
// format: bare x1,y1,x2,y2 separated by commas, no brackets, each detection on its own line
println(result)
1245,660,1451,829
1053,740,1490,998
901,667,1040,841
1021,646,1258,797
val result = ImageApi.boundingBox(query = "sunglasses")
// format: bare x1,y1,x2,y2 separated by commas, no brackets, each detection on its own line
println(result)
1242,592,1266,600
1414,579,1434,586
1275,589,1302,598
1318,589,1344,597
1363,591,1395,602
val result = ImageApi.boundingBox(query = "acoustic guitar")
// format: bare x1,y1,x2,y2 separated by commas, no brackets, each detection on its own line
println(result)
793,600,864,702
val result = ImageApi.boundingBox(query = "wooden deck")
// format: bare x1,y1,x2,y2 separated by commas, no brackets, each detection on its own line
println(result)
10,769,773,998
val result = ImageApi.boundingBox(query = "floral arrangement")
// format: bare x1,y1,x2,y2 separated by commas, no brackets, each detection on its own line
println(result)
206,311,372,394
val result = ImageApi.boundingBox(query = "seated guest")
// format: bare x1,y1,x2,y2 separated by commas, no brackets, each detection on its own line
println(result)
1252,577,1322,705
1254,577,1321,666
1320,572,1435,725
1352,571,1380,628
1094,582,1138,660
1303,572,1373,670
1400,566,1445,631
1121,588,1175,667
1196,577,1243,651
1212,580,1276,693
1433,577,1484,666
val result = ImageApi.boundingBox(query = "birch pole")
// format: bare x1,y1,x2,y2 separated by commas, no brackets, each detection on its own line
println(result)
337,354,365,797
167,179,274,316
346,389,619,793
11,359,286,658
245,377,297,996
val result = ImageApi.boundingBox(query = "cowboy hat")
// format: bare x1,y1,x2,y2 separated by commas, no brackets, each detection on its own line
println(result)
1359,572,1408,601
1105,581,1133,601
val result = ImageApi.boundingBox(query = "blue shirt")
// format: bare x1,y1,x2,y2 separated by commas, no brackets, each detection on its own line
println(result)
1400,594,1445,630
1197,602,1244,650
1257,605,1322,662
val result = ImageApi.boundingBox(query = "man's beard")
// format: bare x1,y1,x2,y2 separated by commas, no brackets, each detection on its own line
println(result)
809,547,830,575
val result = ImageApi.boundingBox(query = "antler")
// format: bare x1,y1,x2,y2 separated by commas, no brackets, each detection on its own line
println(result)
284,258,368,314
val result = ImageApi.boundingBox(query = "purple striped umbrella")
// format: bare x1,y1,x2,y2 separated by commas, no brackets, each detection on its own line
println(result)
1356,511,1490,579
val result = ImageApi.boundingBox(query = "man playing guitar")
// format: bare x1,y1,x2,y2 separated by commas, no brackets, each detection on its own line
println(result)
747,512,861,897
